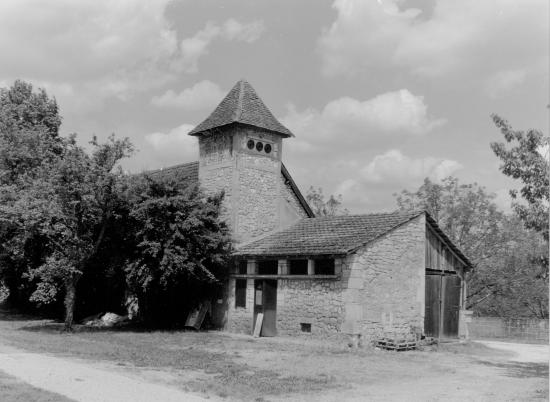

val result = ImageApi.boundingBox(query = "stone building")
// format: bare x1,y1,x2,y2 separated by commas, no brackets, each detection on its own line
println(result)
160,79,472,342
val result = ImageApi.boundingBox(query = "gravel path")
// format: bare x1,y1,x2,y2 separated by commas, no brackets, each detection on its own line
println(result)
477,340,549,363
0,346,209,402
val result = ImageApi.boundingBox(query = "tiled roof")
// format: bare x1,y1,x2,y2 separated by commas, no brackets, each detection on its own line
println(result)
188,79,294,137
234,211,425,258
145,161,199,187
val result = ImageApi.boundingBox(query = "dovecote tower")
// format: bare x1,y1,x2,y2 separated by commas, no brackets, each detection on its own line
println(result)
188,79,308,243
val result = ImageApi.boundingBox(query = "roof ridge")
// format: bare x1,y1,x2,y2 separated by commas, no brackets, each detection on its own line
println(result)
234,79,245,121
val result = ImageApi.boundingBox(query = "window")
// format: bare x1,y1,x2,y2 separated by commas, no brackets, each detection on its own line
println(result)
300,323,312,333
255,141,264,151
258,260,278,275
315,258,335,275
289,259,308,275
235,279,247,308
237,260,247,274
264,143,272,154
247,139,255,150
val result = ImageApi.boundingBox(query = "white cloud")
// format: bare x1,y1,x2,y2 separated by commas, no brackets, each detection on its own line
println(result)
319,0,547,78
484,69,527,98
174,19,265,73
151,80,225,110
145,124,198,166
361,149,463,183
281,89,445,151
0,2,264,110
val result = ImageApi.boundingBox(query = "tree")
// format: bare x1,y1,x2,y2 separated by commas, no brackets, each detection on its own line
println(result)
0,81,63,308
0,134,133,329
491,114,549,240
124,174,231,326
306,186,349,217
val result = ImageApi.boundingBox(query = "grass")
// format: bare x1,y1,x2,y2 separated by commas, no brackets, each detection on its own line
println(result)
0,370,74,402
0,307,547,401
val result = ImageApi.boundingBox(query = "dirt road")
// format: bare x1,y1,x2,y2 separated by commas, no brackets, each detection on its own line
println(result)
0,345,211,402
477,340,549,363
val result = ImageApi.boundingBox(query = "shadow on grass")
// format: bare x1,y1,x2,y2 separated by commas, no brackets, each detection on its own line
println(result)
477,360,549,378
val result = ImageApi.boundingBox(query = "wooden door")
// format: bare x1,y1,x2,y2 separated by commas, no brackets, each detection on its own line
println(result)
253,280,277,337
424,274,441,337
442,275,461,337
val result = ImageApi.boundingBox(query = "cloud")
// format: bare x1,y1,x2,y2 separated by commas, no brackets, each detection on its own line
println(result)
145,124,198,166
281,89,445,150
0,2,264,110
173,19,265,73
361,149,463,183
484,69,527,98
319,0,547,78
151,80,225,110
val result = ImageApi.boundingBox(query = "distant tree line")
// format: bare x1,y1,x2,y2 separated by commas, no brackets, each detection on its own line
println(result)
0,80,231,330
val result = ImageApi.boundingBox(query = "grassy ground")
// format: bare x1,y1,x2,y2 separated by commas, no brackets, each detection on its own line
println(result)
0,370,75,402
0,308,547,401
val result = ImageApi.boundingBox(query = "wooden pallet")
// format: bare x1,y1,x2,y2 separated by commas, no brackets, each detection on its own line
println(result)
376,338,418,351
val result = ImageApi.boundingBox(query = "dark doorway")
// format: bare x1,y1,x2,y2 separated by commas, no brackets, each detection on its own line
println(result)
424,272,461,338
254,280,277,336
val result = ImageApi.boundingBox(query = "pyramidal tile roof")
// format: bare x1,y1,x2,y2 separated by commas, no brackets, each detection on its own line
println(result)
188,79,294,137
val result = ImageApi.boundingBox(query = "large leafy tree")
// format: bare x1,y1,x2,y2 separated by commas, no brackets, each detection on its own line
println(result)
306,186,349,217
491,114,549,240
0,134,133,329
0,81,63,308
124,175,231,326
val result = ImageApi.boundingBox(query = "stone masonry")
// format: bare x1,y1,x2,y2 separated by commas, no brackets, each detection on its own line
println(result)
342,214,426,341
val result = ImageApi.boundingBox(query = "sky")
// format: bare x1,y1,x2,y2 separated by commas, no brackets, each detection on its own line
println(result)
0,0,548,213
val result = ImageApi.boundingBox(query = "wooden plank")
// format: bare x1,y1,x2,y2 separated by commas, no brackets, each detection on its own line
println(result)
185,302,209,330
253,313,264,338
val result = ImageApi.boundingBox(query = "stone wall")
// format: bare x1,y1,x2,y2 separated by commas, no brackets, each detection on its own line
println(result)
198,125,308,244
226,278,255,334
342,215,426,341
277,278,344,337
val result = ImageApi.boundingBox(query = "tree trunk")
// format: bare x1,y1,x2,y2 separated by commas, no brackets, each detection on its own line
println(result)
64,276,79,331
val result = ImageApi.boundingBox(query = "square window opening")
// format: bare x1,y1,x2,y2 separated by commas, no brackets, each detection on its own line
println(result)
235,279,247,308
300,323,312,333
314,258,335,275
258,260,278,275
237,260,247,274
289,259,308,275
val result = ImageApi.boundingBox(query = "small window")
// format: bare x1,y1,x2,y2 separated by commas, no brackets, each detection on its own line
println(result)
315,258,335,275
300,323,311,333
237,260,247,274
235,279,246,308
255,141,264,152
289,259,308,275
247,139,255,150
264,143,272,154
258,260,278,275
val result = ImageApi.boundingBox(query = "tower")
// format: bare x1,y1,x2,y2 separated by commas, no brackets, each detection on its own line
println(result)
188,79,300,243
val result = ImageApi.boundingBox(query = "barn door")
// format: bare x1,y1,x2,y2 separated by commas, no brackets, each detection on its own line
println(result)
442,275,461,337
424,273,461,338
424,274,441,337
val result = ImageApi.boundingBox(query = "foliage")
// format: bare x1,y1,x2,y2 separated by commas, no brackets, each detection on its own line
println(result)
124,174,231,326
0,133,133,329
491,114,549,240
0,81,63,309
306,186,348,217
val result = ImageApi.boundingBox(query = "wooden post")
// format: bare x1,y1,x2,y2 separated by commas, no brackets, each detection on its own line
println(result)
307,259,315,275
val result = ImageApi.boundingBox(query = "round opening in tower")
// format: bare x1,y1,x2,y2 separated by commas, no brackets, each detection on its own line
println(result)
247,139,255,150
255,141,263,152
264,144,272,154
